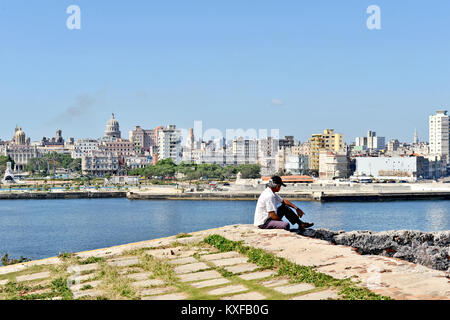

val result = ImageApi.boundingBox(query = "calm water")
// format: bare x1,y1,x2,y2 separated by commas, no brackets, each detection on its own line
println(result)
0,199,448,263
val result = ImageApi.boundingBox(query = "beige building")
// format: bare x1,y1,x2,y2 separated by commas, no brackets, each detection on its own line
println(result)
318,150,349,180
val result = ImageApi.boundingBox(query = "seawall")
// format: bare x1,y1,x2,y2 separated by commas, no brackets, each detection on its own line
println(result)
126,190,450,202
0,191,127,200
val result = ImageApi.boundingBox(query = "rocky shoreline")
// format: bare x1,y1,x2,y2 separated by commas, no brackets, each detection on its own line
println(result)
299,228,450,272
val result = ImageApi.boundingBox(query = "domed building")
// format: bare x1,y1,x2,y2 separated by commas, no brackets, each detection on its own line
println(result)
104,113,121,139
13,126,26,145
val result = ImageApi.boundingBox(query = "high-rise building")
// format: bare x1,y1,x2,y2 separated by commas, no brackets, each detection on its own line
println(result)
355,130,385,151
429,110,449,163
157,125,182,163
129,126,158,154
308,129,344,172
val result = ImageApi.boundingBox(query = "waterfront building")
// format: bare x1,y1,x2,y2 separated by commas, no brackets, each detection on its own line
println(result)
81,150,119,176
308,129,344,173
157,125,182,163
355,156,430,180
1,144,39,172
125,156,153,170
128,125,159,155
104,113,121,139
318,150,349,180
285,154,310,175
429,110,449,163
100,139,135,158
72,139,100,159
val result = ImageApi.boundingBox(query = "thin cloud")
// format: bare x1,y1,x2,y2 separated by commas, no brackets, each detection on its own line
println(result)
271,98,285,106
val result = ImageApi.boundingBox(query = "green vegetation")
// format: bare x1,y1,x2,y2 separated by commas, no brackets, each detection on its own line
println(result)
79,256,105,265
26,152,81,176
203,234,392,300
175,233,192,239
0,156,15,175
1,253,31,266
129,158,261,180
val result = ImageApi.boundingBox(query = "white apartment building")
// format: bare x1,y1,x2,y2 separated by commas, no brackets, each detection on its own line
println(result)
157,125,182,163
429,110,449,163
81,150,119,176
72,139,100,159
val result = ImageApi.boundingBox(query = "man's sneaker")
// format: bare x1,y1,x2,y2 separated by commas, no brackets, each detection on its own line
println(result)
300,222,314,229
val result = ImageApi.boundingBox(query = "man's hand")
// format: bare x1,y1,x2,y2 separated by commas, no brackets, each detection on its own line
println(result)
295,207,304,218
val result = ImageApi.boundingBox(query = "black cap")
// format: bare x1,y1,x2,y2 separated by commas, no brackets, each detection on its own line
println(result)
271,176,286,187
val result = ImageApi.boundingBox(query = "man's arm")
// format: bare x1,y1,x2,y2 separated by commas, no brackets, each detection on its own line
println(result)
282,199,305,217
268,211,281,221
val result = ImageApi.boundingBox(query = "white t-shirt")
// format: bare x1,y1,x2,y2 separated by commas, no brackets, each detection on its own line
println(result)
253,187,284,226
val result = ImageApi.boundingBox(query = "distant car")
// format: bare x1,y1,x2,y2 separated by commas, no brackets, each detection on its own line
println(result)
223,182,230,186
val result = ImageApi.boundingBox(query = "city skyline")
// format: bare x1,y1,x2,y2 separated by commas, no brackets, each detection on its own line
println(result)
2,1,450,142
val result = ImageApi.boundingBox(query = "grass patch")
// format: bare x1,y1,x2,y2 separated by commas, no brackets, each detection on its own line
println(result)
51,277,73,300
203,234,392,300
95,262,137,300
79,257,105,265
176,233,192,239
139,254,177,284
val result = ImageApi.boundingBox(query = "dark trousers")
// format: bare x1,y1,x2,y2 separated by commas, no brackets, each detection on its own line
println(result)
259,204,303,230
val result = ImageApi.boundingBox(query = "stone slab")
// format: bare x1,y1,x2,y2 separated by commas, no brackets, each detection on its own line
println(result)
260,279,290,287
168,257,198,265
131,279,165,288
70,280,102,292
223,263,259,274
273,283,316,295
141,293,187,300
210,257,248,267
0,279,9,286
107,257,139,267
16,271,51,282
200,252,241,261
207,285,249,296
290,289,340,300
174,262,210,274
221,292,267,300
68,273,97,284
126,272,153,281
68,263,99,273
72,289,103,299
190,278,230,288
238,270,276,281
139,286,176,296
178,270,223,282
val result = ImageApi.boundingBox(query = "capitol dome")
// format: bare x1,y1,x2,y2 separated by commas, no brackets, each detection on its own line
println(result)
104,113,121,139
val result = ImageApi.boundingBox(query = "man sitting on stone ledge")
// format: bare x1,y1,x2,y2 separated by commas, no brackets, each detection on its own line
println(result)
254,176,314,231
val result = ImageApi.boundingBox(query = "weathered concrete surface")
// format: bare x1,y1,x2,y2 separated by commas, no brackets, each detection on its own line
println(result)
1,224,448,300
192,225,449,300
300,229,450,271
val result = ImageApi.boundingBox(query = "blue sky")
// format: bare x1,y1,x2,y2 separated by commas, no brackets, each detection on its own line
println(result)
1,0,449,143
